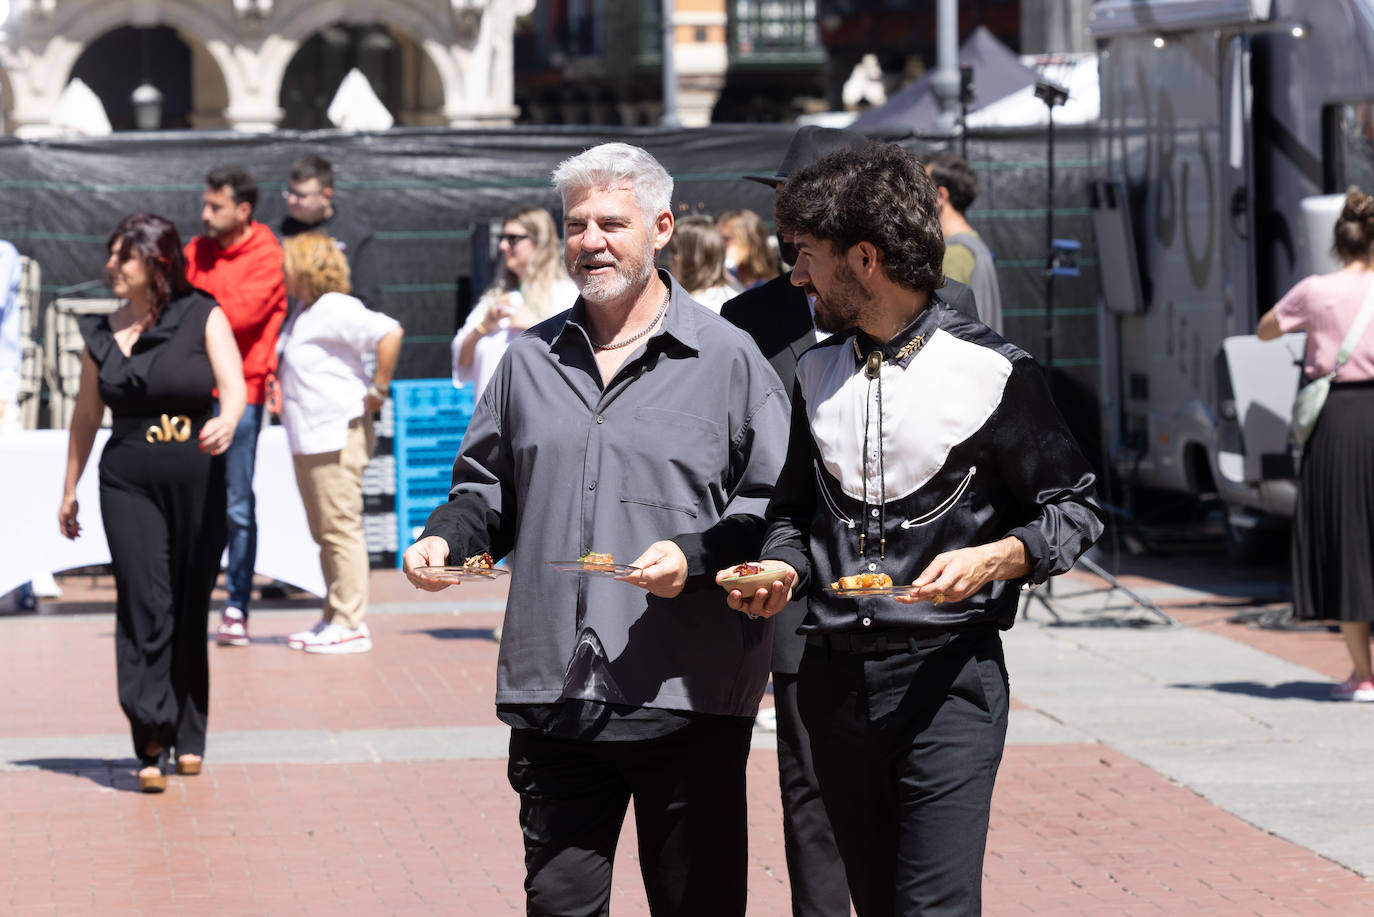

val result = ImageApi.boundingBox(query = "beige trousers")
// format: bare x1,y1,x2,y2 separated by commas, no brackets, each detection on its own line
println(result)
292,416,375,629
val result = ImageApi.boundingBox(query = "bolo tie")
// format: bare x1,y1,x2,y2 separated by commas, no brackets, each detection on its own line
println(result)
854,334,924,560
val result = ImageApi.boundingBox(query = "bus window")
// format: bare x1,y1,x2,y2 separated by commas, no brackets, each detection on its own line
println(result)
1324,102,1374,193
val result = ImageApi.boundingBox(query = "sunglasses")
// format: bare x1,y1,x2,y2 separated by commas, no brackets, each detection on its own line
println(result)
498,233,531,246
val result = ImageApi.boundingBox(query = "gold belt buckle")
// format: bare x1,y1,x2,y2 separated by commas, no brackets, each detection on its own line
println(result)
145,414,192,444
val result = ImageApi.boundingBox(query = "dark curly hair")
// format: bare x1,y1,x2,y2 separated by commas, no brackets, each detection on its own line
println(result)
106,213,192,323
774,143,945,293
1333,187,1374,264
920,150,979,214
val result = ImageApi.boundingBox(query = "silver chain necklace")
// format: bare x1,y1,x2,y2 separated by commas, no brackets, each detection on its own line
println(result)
590,290,671,351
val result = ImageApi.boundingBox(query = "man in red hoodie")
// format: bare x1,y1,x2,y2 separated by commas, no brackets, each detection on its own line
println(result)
185,165,287,647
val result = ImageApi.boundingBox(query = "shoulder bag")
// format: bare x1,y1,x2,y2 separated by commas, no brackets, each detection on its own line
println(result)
1290,278,1374,447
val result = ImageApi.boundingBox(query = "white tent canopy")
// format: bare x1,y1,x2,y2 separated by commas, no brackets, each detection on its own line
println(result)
51,78,112,136
327,68,395,131
964,54,1099,128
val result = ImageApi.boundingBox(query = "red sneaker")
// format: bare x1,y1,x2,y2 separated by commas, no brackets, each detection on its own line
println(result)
216,609,249,647
1331,674,1374,702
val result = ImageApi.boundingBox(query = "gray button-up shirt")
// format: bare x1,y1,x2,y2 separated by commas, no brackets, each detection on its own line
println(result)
421,272,789,718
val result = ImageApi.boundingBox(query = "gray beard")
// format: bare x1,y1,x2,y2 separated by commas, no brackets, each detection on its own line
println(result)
576,255,653,304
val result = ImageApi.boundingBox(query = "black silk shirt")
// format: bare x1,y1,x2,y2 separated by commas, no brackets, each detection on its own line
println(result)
761,299,1104,634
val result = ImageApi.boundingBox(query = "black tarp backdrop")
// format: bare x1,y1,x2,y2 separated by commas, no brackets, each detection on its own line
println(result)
0,124,1100,458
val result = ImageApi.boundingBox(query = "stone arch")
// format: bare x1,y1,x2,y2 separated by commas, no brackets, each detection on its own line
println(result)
264,1,462,125
67,25,195,129
2,0,239,134
0,0,519,134
274,22,448,129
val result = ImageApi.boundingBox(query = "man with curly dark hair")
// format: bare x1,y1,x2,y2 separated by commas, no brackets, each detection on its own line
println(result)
717,142,1102,915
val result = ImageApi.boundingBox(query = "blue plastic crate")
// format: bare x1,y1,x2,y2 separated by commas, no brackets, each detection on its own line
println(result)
393,379,477,563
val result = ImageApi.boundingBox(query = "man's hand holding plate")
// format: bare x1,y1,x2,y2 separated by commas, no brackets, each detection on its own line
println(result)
716,560,796,619
403,536,454,591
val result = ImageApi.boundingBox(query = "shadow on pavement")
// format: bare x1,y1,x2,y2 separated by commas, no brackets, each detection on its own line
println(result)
9,757,142,792
1172,680,1335,702
405,627,500,642
203,633,291,646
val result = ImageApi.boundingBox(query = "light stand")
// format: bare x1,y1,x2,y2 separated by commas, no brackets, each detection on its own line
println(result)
958,65,975,160
1017,77,1173,627
1034,77,1068,382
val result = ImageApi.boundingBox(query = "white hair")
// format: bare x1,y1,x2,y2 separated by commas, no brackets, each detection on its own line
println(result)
551,143,674,221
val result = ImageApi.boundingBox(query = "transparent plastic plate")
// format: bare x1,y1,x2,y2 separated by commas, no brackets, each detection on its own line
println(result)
413,565,509,583
823,584,912,598
548,561,642,578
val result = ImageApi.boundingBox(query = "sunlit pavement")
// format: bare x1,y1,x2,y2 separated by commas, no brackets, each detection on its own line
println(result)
3,556,1371,915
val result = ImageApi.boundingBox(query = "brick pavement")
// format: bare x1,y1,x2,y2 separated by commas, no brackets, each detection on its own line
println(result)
3,562,1371,915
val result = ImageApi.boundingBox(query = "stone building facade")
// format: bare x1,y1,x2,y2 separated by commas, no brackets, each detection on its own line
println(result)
0,0,532,136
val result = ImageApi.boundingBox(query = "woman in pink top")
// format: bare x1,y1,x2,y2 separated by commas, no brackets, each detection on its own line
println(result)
1258,189,1374,702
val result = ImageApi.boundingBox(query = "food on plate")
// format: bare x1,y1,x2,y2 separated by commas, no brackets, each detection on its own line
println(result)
579,551,615,569
730,562,764,577
464,552,494,570
830,572,894,590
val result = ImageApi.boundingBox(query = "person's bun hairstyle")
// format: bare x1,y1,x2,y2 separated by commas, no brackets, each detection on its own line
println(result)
1332,187,1374,264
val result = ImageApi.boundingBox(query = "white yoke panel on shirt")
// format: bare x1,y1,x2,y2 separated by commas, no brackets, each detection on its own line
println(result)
798,328,1013,503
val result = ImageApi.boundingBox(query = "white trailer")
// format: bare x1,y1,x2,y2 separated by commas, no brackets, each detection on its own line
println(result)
1089,0,1374,551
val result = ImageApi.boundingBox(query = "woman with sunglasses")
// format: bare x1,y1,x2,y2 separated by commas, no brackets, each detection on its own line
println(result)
451,207,577,397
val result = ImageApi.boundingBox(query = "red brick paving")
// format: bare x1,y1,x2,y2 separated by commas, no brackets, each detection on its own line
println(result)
3,565,1371,914
987,745,1371,916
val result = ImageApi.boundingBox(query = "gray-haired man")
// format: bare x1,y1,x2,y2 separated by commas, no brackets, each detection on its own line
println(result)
403,143,790,915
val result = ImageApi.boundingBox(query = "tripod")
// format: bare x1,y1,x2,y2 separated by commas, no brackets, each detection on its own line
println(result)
1020,548,1176,626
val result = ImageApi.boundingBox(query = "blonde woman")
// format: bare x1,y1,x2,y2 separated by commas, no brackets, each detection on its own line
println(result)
452,207,578,396
278,233,404,654
667,215,737,313
717,208,780,291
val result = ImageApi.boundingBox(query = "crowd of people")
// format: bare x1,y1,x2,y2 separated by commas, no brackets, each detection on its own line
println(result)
55,156,402,789
37,121,1374,914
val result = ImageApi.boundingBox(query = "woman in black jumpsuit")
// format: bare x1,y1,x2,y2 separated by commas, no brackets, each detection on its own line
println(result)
59,214,245,792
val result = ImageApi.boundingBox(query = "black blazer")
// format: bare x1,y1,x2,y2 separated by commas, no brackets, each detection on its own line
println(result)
720,273,980,672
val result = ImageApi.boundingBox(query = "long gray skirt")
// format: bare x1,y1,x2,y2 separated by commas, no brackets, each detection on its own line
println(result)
1291,381,1374,622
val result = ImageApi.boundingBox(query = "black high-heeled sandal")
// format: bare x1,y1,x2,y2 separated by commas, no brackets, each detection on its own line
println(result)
138,747,168,793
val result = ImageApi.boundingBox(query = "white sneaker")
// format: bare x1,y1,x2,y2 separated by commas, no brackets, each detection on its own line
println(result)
303,622,373,655
29,571,62,598
287,620,330,650
755,707,778,732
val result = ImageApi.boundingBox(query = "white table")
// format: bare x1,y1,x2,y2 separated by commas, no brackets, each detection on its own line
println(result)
0,426,326,599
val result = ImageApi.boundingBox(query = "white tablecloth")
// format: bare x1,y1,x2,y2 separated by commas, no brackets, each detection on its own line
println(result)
0,426,325,599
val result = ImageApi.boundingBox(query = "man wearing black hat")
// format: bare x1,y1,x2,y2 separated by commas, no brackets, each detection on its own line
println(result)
718,126,979,917
727,127,980,387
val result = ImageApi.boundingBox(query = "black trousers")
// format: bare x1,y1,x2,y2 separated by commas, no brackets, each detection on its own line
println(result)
100,434,225,760
774,672,852,917
798,628,1009,917
507,716,753,917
